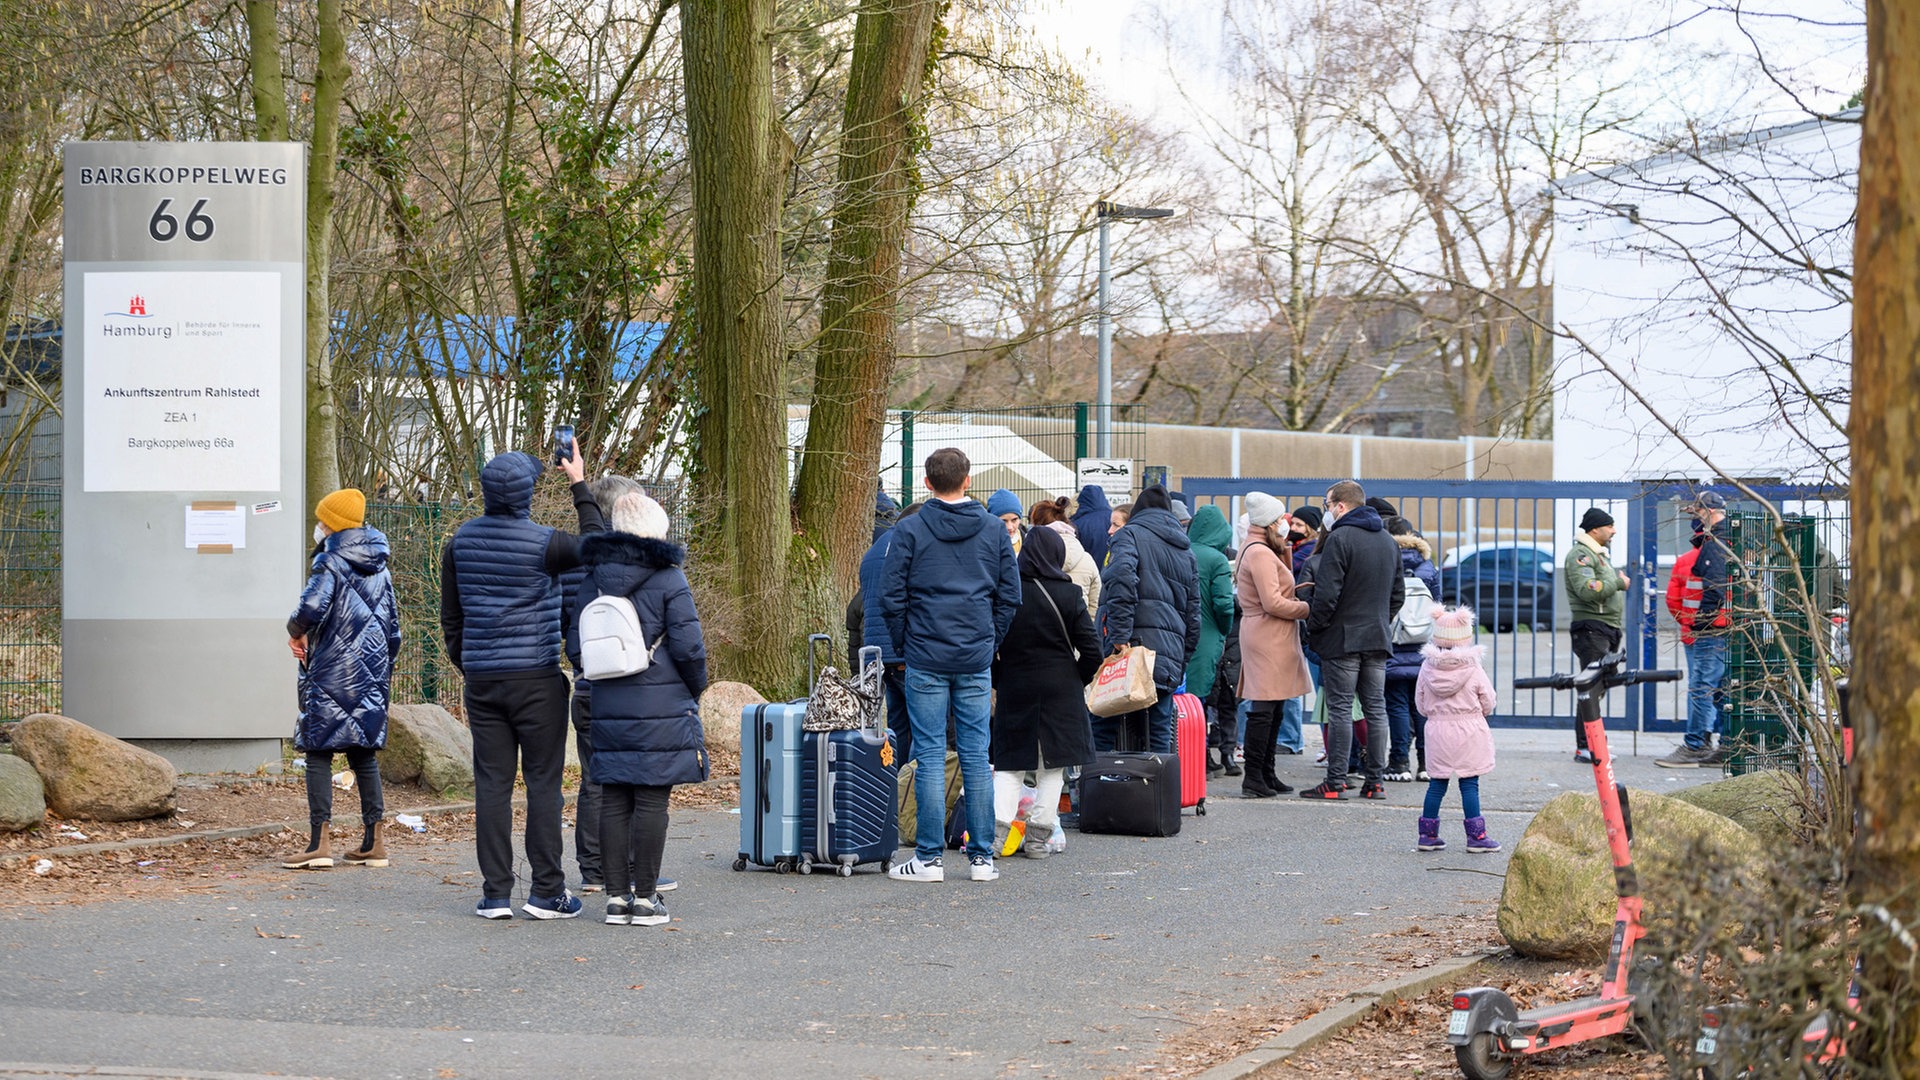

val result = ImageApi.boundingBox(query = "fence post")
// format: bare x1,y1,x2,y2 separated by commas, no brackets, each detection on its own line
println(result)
899,409,914,505
1074,401,1089,461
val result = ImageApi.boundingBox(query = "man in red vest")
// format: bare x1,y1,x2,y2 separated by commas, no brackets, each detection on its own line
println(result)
1659,494,1733,767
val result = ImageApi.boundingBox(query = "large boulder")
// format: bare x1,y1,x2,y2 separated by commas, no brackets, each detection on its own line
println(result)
1670,769,1806,846
1499,788,1767,961
379,704,474,795
10,713,177,821
0,753,47,832
700,681,766,760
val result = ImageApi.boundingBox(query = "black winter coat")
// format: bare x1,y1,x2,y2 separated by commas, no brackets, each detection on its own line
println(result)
1302,506,1405,659
991,576,1102,771
289,528,401,752
1099,506,1202,690
576,532,711,787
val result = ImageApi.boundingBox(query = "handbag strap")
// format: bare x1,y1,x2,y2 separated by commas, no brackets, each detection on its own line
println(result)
1033,579,1072,646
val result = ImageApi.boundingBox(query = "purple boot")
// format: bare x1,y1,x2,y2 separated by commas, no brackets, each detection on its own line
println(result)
1464,816,1501,853
1417,817,1446,852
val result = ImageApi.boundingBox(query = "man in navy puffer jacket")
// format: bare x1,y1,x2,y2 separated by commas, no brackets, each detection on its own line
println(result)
441,446,605,920
1098,485,1201,754
879,448,1020,883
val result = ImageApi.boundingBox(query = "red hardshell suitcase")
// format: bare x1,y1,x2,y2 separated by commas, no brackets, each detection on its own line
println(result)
1173,692,1208,815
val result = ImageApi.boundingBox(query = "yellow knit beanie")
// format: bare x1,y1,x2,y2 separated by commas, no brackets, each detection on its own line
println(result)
316,488,366,532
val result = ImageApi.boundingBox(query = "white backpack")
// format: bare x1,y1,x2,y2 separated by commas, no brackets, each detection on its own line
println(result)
579,591,660,680
1391,573,1435,646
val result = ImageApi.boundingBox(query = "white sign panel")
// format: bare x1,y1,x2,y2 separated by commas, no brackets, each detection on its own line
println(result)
82,270,281,492
1076,457,1134,498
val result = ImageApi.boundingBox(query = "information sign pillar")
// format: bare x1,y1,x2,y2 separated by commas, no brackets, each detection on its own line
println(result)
61,143,306,771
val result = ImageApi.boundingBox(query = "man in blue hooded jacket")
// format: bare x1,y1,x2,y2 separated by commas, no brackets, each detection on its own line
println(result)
441,444,604,920
1099,485,1201,754
880,448,1021,884
1072,484,1115,566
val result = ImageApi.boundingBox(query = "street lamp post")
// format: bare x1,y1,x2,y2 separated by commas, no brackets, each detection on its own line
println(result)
1095,200,1178,458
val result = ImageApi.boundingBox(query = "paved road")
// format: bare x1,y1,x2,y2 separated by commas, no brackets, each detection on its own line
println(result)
0,731,1716,1080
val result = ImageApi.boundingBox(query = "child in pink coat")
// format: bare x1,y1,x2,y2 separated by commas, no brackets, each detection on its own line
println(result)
1413,607,1500,852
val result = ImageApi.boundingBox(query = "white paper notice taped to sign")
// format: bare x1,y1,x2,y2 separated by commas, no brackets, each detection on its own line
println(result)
184,503,246,550
84,271,281,492
1075,457,1135,498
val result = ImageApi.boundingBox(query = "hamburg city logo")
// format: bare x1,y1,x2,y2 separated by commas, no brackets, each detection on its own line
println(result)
102,292,173,339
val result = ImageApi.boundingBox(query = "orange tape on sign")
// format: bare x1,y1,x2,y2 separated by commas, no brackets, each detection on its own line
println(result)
189,501,239,511
197,544,234,555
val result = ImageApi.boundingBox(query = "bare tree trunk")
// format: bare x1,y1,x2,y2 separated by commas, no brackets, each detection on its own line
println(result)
302,0,345,513
683,0,794,690
1853,2,1920,1070
245,2,287,142
795,0,943,595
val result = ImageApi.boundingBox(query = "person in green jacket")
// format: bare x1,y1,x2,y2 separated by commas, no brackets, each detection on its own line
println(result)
1562,507,1626,763
1185,505,1238,703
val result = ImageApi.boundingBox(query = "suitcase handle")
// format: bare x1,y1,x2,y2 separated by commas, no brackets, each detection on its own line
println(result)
857,645,886,740
807,633,833,692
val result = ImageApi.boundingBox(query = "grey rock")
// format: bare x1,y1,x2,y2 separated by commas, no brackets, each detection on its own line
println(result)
0,752,47,832
1670,768,1805,845
10,713,177,821
379,704,474,796
1498,788,1766,961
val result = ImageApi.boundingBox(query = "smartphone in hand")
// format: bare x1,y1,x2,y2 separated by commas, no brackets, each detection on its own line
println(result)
552,424,575,466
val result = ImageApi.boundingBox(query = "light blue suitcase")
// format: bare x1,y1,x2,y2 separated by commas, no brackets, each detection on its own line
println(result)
733,634,830,873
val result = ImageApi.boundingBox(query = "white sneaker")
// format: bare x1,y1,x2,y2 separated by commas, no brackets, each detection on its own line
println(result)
969,855,999,882
887,856,944,882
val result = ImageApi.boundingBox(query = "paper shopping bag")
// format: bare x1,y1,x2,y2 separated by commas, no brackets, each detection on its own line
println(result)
1085,644,1160,717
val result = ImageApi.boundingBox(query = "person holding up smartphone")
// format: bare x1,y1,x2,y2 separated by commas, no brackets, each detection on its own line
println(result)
441,430,607,920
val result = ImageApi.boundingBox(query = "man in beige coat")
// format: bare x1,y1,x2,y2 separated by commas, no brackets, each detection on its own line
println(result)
1234,492,1312,797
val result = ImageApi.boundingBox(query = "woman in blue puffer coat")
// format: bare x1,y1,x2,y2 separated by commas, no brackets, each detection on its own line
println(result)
577,491,709,927
283,488,402,871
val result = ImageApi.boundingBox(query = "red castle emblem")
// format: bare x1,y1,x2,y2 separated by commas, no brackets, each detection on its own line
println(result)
127,294,147,316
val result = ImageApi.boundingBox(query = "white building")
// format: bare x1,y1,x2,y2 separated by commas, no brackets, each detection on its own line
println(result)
1551,113,1857,487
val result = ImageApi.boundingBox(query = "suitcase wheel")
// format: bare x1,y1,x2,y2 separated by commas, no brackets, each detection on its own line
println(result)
799,858,814,875
1198,798,1207,816
837,864,853,877
732,856,747,871
774,859,794,875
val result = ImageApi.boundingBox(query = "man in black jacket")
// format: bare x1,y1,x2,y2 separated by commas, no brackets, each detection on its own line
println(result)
441,444,605,920
1300,480,1404,800
1098,486,1201,754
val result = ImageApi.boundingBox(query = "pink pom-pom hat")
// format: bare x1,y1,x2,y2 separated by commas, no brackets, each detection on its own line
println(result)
1430,605,1476,648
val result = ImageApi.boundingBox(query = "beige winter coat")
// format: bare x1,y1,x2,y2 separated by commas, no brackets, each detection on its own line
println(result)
1047,521,1101,612
1235,540,1312,702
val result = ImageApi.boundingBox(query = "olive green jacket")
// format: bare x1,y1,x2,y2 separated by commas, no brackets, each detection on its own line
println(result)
1563,532,1625,626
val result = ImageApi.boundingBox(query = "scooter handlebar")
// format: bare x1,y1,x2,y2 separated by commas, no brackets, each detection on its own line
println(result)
1513,674,1572,690
1621,669,1683,685
1513,667,1682,692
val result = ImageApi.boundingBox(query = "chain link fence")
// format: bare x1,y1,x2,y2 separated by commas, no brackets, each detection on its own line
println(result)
0,485,59,720
881,403,1144,510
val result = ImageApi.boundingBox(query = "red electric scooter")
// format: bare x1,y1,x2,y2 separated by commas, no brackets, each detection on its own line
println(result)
1446,650,1681,1080
1694,679,1857,1078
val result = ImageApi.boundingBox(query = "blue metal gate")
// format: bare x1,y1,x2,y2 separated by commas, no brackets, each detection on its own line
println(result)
1183,477,1671,732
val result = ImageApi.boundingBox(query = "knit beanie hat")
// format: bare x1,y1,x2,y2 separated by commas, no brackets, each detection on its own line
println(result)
611,491,671,540
987,488,1023,518
315,488,366,532
1244,491,1285,528
1431,606,1476,648
1291,505,1324,532
1580,507,1615,531
1170,499,1193,525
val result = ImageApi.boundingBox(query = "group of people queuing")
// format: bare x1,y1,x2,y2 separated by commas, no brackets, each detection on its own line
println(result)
282,440,709,927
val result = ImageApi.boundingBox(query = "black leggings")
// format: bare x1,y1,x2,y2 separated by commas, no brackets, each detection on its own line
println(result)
305,747,384,829
599,783,670,898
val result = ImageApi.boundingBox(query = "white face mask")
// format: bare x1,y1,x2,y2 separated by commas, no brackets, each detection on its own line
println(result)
314,523,331,545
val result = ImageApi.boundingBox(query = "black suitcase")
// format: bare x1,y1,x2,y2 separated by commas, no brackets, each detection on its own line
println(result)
1077,713,1181,837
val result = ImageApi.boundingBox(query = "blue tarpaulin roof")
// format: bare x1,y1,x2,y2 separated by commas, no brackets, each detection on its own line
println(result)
333,315,668,381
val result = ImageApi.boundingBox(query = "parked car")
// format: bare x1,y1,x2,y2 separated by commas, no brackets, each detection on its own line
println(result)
1437,543,1556,631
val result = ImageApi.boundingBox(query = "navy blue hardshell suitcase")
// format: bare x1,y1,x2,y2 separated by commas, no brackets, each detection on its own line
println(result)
797,646,897,875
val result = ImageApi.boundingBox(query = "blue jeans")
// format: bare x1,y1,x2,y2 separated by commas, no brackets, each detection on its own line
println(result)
1685,636,1729,750
905,668,995,862
1423,775,1481,819
1094,693,1175,754
1384,676,1421,769
1277,697,1304,752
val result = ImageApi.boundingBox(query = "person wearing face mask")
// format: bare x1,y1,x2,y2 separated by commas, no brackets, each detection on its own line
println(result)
283,489,402,870
1234,493,1310,797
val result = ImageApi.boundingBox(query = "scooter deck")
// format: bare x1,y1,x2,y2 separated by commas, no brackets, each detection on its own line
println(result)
1510,994,1634,1050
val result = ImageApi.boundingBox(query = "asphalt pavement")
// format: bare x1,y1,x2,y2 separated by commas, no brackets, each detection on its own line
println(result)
0,728,1718,1080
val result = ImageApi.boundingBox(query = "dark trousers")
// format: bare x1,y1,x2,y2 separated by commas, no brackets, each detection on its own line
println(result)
467,672,571,901
1322,652,1389,785
1384,676,1424,771
883,665,911,764
599,783,671,899
1569,622,1623,751
304,746,383,829
1242,700,1281,788
570,692,603,885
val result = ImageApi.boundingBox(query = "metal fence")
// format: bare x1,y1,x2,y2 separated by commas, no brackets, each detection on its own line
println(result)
0,485,60,719
882,403,1144,511
1183,477,1850,740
